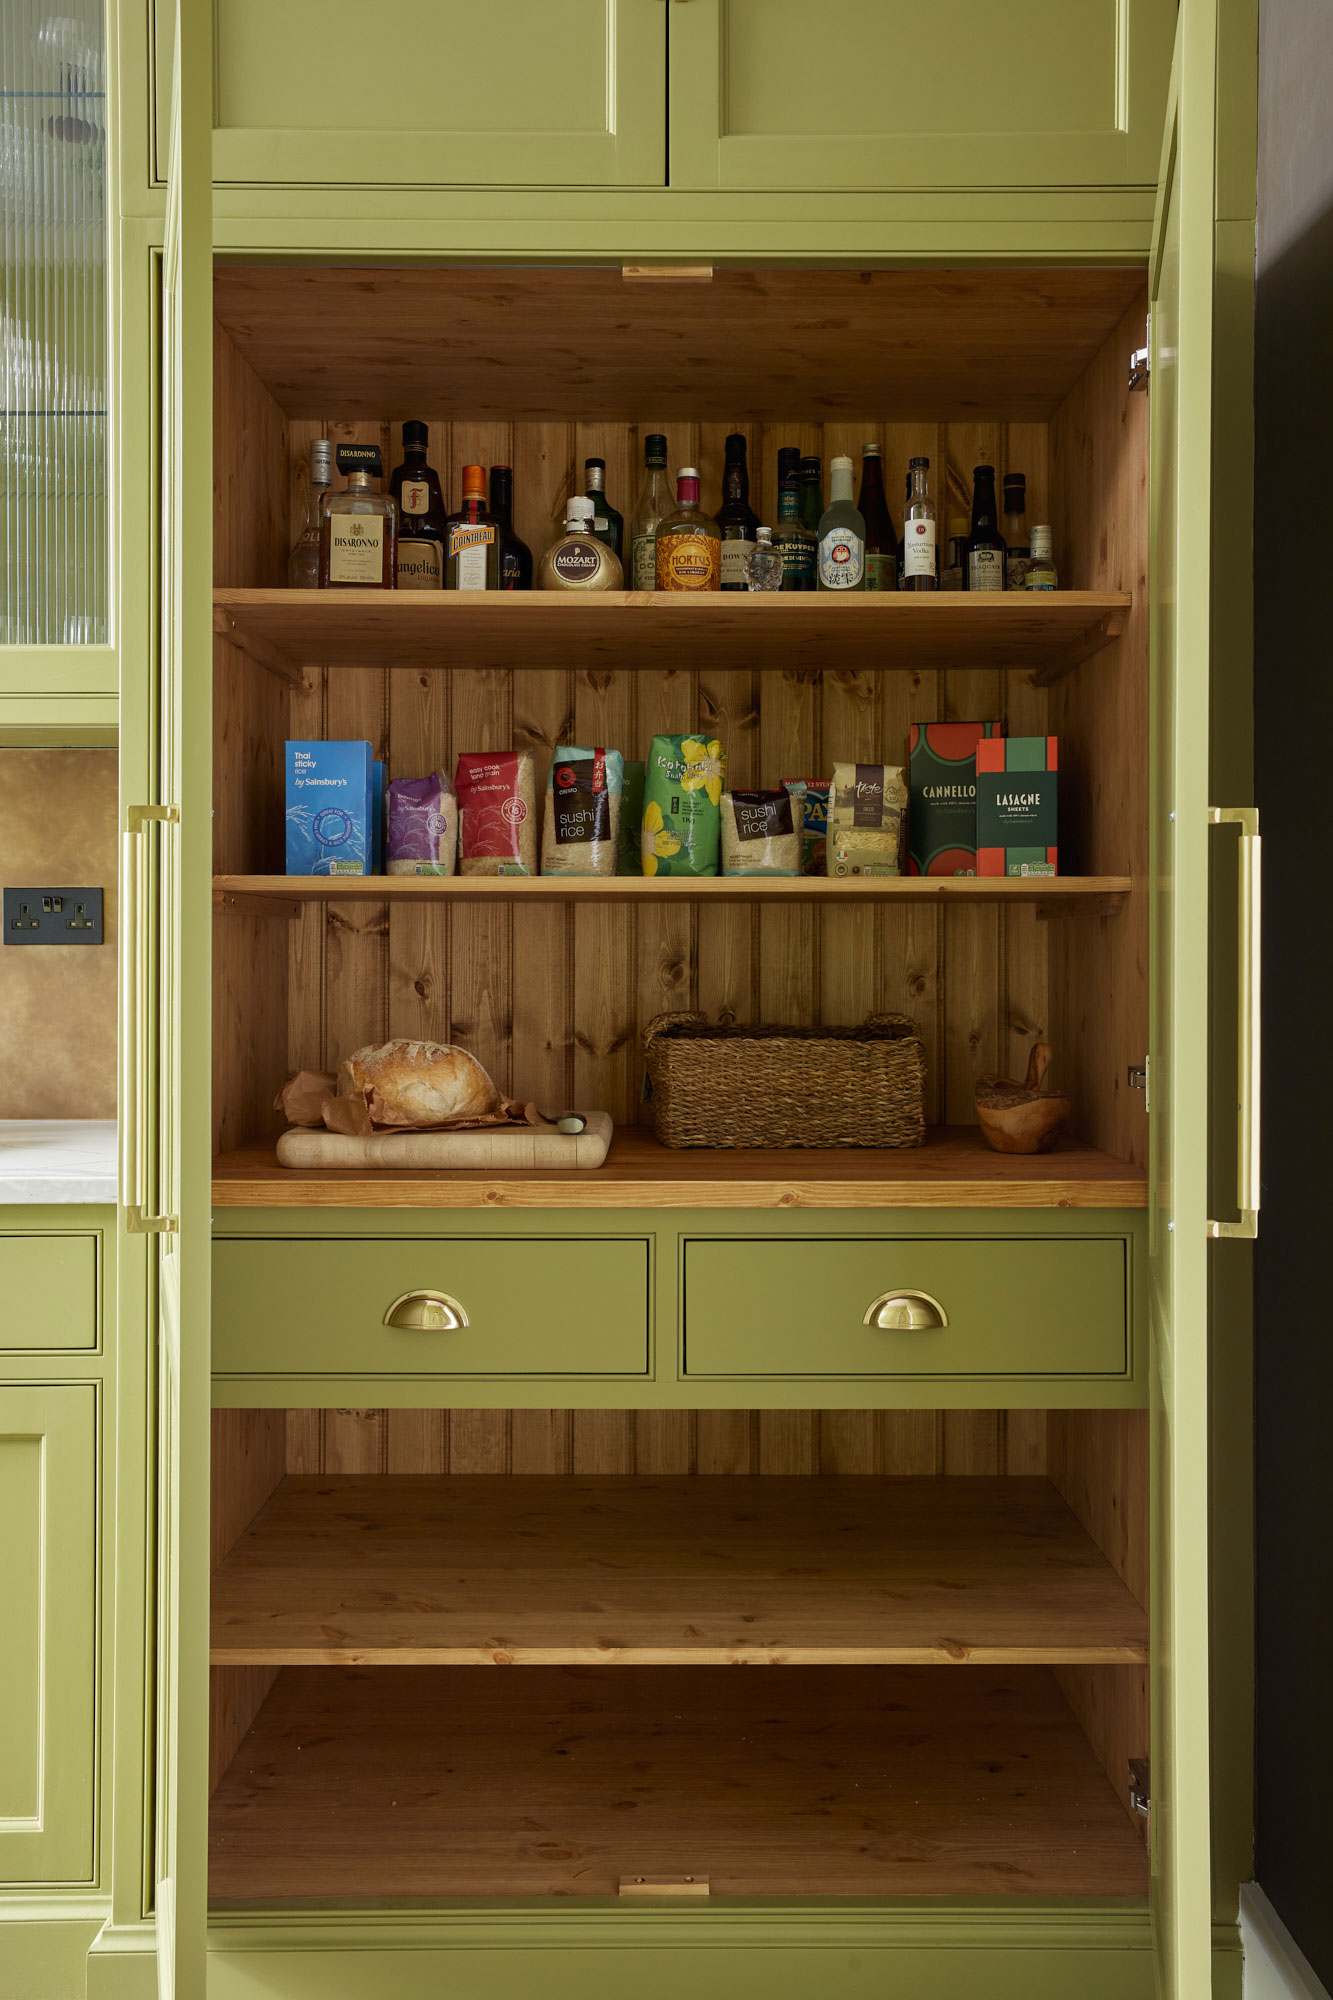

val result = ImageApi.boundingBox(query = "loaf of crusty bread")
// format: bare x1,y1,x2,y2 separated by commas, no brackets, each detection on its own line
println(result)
337,1040,501,1127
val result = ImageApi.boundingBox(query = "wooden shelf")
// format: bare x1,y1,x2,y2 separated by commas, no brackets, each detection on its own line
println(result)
211,1124,1147,1210
215,872,1131,916
210,1474,1149,1669
209,1662,1148,1901
213,587,1130,682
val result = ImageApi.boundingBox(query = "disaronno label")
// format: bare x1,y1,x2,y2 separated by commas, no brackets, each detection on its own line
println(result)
329,517,386,584
396,539,442,589
656,532,719,592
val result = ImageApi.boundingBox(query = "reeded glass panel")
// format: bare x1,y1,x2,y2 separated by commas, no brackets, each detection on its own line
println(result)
1,0,107,644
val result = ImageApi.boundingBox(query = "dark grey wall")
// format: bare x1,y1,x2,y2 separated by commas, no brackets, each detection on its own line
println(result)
1254,0,1333,1979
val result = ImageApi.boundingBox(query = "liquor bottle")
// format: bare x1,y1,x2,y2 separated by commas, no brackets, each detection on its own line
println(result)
444,463,500,591
964,464,1006,591
655,467,721,592
1003,473,1030,590
584,457,624,560
901,456,937,593
319,443,396,590
772,462,816,592
816,457,866,591
1024,524,1058,591
716,432,760,592
389,421,446,590
746,526,782,591
940,515,969,591
489,465,533,591
857,444,897,592
629,433,672,591
538,495,623,591
288,437,333,588
799,455,824,536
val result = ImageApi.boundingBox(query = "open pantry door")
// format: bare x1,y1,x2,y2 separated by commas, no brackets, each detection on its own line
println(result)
1147,1,1221,1992
132,1,213,1990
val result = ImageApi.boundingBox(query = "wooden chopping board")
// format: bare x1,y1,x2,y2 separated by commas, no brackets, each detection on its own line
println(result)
276,1111,614,1172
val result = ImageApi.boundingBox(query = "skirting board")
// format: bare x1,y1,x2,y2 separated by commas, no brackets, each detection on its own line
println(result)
1242,1886,1333,2000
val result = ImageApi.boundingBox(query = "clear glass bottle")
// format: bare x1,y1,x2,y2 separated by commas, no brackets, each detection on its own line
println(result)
389,421,447,590
858,445,897,592
816,457,866,591
746,526,782,591
538,495,624,591
444,463,501,590
940,514,969,592
584,457,624,560
717,432,760,591
289,437,333,588
1003,473,1030,590
319,444,397,589
629,433,672,591
965,464,1006,591
489,466,533,590
1024,524,1058,591
901,456,937,593
773,459,816,592
655,468,721,592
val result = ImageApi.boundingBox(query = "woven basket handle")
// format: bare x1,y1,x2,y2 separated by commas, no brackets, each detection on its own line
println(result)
864,1010,918,1033
643,1010,708,1052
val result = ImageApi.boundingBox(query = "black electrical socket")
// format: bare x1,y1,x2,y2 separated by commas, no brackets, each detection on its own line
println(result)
3,887,105,945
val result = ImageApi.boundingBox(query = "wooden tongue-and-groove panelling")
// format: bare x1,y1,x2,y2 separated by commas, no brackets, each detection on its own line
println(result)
214,326,1060,1143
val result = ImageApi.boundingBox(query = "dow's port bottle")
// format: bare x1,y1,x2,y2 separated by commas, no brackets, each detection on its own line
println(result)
629,433,672,591
772,458,816,592
319,443,397,590
858,444,897,592
489,465,533,590
965,464,1006,591
1003,472,1030,590
716,431,760,592
444,463,500,591
901,456,937,593
389,420,446,590
584,457,624,561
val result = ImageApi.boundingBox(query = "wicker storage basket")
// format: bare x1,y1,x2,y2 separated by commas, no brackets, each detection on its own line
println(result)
643,1010,926,1149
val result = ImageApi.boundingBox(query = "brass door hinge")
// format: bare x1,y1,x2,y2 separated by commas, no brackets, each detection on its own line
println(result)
1128,1758,1151,1853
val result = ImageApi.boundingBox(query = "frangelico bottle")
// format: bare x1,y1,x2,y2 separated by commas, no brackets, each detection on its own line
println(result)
319,443,397,590
389,421,446,590
716,431,760,591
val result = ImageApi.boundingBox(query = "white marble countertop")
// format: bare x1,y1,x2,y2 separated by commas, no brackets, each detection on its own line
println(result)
0,1120,118,1204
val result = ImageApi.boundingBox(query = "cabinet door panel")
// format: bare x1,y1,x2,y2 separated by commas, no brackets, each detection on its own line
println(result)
670,0,1173,190
0,1234,98,1351
0,1385,96,1884
210,0,666,187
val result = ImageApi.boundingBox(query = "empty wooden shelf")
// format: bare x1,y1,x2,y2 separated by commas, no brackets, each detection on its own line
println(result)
210,1474,1149,1668
208,1664,1149,1901
213,586,1131,682
210,1124,1148,1210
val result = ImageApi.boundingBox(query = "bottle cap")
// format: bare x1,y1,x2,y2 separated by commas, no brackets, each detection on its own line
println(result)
799,455,821,474
401,419,429,448
310,438,334,482
645,433,667,460
909,455,930,469
1003,471,1026,489
757,526,772,541
973,463,995,478
585,456,606,471
677,466,700,480
777,446,800,480
335,442,382,479
725,432,747,456
565,495,595,527
830,455,853,474
462,463,486,498
862,443,881,457
1031,523,1053,551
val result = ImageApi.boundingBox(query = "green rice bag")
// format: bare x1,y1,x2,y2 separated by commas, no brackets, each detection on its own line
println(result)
618,760,646,876
641,734,726,877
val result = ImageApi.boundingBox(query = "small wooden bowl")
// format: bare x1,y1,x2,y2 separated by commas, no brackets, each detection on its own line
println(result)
975,1043,1071,1155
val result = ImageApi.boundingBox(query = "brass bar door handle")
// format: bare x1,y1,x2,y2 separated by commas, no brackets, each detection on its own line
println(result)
1207,806,1261,1240
382,1291,469,1332
862,1290,949,1331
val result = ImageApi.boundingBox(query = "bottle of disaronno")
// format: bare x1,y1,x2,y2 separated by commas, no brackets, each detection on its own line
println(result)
539,495,624,591
319,444,397,589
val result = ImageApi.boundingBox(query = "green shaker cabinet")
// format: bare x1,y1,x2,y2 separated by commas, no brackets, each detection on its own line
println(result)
0,1385,97,1886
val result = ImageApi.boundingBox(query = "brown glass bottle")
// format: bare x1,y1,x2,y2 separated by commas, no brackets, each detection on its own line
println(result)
716,432,760,591
389,421,446,590
489,465,533,590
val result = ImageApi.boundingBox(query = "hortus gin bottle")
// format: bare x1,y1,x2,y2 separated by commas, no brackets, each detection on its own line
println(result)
655,468,721,592
319,444,396,589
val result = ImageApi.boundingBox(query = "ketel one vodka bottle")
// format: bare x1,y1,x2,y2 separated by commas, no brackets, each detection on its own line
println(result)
538,495,624,591
816,456,866,591
319,443,397,589
444,464,501,590
389,420,446,589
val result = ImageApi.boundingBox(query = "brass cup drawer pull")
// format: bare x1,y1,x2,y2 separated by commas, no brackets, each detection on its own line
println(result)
382,1290,469,1332
863,1290,949,1331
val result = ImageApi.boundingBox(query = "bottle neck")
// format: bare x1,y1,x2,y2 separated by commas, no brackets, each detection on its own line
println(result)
675,476,700,509
346,471,374,492
860,457,885,501
777,484,801,522
723,457,749,504
490,473,513,523
829,464,854,506
971,478,997,531
910,469,930,503
586,466,606,494
461,492,486,519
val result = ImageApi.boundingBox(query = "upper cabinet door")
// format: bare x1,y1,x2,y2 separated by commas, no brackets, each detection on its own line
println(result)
209,0,667,187
669,0,1173,190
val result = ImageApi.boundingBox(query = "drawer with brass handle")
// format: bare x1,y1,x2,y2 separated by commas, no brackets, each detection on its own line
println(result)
212,1237,650,1381
683,1237,1127,1381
